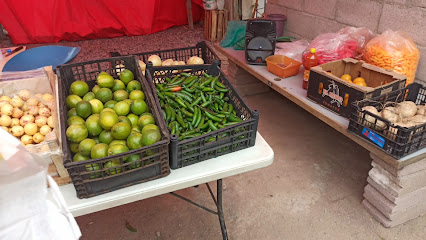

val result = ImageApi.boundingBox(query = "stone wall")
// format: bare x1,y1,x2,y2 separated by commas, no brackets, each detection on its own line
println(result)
265,0,426,83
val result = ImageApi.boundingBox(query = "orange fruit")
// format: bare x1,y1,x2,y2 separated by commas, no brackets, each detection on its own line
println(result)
340,74,352,83
353,77,367,87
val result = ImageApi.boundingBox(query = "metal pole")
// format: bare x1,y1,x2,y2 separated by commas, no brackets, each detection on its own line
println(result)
217,179,228,240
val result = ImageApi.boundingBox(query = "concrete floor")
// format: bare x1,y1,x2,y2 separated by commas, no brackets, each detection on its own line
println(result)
2,24,426,240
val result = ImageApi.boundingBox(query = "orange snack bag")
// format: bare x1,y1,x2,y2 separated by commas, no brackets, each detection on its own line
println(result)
364,30,420,85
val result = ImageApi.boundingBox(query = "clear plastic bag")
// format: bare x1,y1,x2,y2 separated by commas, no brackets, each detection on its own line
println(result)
338,26,376,59
275,40,310,62
363,30,420,85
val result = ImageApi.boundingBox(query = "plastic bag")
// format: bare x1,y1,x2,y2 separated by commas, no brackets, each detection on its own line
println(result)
219,21,247,48
0,128,81,240
275,40,310,62
363,30,420,85
338,26,376,59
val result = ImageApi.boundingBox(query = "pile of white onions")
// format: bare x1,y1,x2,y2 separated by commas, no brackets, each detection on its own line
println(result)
145,55,204,67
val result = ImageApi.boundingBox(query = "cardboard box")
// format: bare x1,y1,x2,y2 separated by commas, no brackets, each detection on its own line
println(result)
307,58,407,118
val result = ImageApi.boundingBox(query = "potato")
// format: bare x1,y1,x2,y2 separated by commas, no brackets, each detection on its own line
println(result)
20,114,35,126
47,116,54,128
39,125,52,136
28,106,39,116
10,118,20,127
396,101,417,118
32,132,45,144
42,93,54,102
0,96,11,102
187,56,204,65
11,126,24,137
18,90,32,101
24,123,38,136
0,115,12,127
21,103,29,111
37,102,46,108
12,107,24,119
26,98,39,106
21,134,33,145
1,126,8,132
10,97,24,108
1,103,14,116
35,116,47,127
162,59,174,66
38,106,51,117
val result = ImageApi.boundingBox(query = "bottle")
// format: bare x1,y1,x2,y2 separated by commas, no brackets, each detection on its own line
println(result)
302,48,319,90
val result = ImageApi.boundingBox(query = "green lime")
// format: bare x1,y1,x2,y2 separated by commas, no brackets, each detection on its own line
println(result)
99,111,119,130
66,124,88,143
86,163,101,179
92,85,100,94
85,114,103,137
125,154,142,169
83,92,96,101
104,100,117,109
79,138,97,157
67,108,78,118
131,126,141,133
113,101,130,116
109,140,127,146
95,88,113,103
112,80,126,92
70,142,80,153
138,115,155,129
119,69,134,85
99,130,114,145
127,81,142,92
141,129,161,146
73,152,90,162
127,132,143,150
70,81,89,97
141,124,159,134
91,143,109,159
127,113,139,127
104,161,122,175
101,108,115,114
67,116,85,127
76,101,92,119
130,99,147,115
141,112,152,117
118,116,132,126
108,144,129,159
93,136,100,143
123,99,133,106
113,90,129,101
97,73,114,88
89,99,104,114
111,122,131,140
66,95,82,109
129,90,145,100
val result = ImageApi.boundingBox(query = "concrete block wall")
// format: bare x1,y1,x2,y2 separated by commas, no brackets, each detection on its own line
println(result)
265,0,426,83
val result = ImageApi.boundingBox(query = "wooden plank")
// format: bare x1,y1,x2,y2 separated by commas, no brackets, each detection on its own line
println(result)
224,10,229,35
51,153,69,178
211,10,218,42
52,175,72,186
186,0,194,30
213,44,426,170
217,11,224,41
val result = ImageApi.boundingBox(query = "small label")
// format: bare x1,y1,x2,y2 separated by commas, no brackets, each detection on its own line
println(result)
362,127,385,148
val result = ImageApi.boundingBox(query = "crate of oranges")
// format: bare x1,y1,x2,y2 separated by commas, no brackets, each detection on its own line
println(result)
306,58,407,118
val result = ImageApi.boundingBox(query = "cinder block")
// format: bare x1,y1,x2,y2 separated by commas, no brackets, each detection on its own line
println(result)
276,0,303,10
264,3,288,16
411,0,426,8
303,0,337,19
233,82,271,96
378,4,426,46
415,45,426,82
336,0,382,30
367,177,396,202
370,153,426,177
368,167,401,197
362,199,394,228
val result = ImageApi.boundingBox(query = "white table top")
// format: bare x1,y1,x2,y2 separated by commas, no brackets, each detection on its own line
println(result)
54,132,274,217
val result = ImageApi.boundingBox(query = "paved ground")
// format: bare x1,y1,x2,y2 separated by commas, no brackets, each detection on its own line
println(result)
2,24,425,240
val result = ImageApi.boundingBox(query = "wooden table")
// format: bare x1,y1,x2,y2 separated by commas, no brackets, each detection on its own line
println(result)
214,45,426,169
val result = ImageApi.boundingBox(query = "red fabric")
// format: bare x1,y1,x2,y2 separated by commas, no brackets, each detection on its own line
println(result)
0,0,204,44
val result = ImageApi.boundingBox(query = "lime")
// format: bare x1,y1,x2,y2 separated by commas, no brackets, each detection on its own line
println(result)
101,108,115,114
108,144,129,160
97,73,114,88
113,101,130,116
127,132,143,150
76,101,92,119
79,138,97,157
89,99,104,114
141,112,152,117
113,90,129,102
130,99,147,115
67,116,85,126
85,114,103,137
83,92,95,101
93,136,100,143
141,129,161,146
67,108,78,118
112,80,126,92
125,154,142,169
104,100,117,109
70,142,80,153
99,111,119,130
104,161,122,175
118,116,132,126
111,122,131,140
92,85,100,94
99,130,114,145
109,140,127,146
138,115,155,129
127,81,141,92
73,152,90,162
91,143,109,159
127,113,139,127
95,88,113,103
70,81,89,97
66,124,88,143
119,69,134,85
66,95,82,109
129,90,145,100
141,124,159,134
123,99,133,106
132,126,141,133
86,163,101,179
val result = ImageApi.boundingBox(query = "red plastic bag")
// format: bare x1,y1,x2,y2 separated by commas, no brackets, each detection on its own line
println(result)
338,27,376,59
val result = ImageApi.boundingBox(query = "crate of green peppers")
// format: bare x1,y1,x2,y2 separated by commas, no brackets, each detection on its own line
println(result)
146,61,259,169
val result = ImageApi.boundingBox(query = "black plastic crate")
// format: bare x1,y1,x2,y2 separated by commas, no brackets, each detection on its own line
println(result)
56,56,170,198
146,62,259,169
348,83,426,159
109,41,221,67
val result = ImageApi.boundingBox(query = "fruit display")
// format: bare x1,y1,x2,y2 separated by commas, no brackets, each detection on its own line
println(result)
65,69,162,177
0,90,55,146
154,72,243,141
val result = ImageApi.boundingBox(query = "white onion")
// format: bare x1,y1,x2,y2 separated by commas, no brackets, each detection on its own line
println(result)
187,56,204,65
162,59,174,66
396,101,417,118
148,55,162,66
381,107,400,123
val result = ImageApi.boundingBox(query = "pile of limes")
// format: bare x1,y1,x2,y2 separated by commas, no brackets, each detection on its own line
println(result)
65,69,162,177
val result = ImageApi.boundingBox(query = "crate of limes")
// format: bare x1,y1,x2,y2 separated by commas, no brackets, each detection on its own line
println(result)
146,61,259,169
56,56,170,199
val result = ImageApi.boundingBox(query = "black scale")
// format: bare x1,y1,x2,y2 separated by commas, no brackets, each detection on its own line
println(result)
245,19,276,65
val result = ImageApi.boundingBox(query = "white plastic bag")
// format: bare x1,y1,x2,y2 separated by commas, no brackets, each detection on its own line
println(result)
275,40,310,62
0,128,81,240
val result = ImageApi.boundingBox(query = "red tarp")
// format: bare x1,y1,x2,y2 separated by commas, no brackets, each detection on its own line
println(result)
0,0,204,44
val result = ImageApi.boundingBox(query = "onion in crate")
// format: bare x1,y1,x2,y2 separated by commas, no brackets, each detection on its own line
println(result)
381,107,400,123
361,106,386,130
396,101,417,118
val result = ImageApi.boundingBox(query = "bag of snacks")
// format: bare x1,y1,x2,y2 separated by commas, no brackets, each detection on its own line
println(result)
363,30,420,85
337,26,376,59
